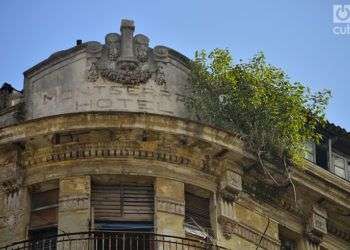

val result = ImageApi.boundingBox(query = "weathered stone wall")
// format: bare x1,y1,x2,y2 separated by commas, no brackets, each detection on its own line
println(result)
0,106,21,128
24,21,190,121
155,178,185,237
0,188,30,247
58,176,91,233
1,19,350,250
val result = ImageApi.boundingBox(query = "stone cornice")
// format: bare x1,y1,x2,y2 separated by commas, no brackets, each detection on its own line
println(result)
292,164,350,211
0,112,250,161
304,161,350,195
327,221,350,242
23,143,192,169
24,44,87,78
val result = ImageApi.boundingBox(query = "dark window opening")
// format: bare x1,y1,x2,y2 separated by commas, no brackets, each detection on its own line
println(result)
28,227,57,250
30,189,58,230
316,144,328,170
29,189,59,249
280,238,297,250
185,192,212,237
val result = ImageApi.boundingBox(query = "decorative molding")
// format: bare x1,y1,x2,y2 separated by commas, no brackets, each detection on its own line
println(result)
218,215,280,250
0,178,23,194
327,222,350,242
219,169,242,202
156,197,185,216
24,143,191,168
59,196,89,212
86,19,168,85
305,204,328,245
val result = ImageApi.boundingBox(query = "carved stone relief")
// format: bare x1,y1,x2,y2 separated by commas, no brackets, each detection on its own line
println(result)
219,169,242,202
0,145,24,194
86,20,168,86
305,204,328,245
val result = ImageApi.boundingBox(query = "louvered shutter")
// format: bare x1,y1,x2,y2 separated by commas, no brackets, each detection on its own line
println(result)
185,192,211,231
92,184,154,222
30,189,58,229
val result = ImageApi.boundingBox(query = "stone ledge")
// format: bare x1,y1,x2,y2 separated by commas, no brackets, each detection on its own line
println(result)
24,145,191,168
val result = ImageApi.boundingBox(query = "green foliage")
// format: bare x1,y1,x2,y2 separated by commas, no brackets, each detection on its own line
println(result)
186,49,331,167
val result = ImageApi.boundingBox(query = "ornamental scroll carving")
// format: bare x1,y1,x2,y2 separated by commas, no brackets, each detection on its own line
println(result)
86,19,169,85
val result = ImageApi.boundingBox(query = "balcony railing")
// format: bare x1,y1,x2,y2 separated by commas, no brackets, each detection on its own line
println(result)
1,231,226,250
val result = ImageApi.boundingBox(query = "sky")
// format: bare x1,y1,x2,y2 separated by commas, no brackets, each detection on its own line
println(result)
0,0,349,130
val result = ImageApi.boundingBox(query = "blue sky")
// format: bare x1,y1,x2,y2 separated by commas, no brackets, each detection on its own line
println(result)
0,0,349,130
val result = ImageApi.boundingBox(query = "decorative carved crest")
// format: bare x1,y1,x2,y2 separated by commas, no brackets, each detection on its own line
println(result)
305,204,328,245
219,168,242,202
87,20,169,85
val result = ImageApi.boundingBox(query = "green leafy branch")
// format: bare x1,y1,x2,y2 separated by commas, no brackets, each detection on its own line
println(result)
185,49,331,194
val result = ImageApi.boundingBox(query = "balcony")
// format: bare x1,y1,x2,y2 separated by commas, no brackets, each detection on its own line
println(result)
1,231,226,250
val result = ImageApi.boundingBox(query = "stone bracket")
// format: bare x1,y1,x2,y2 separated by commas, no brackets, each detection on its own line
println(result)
219,168,242,202
305,204,328,245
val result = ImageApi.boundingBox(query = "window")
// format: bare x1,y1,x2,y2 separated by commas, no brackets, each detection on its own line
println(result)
334,155,346,178
280,238,297,250
29,189,58,250
305,141,316,163
279,225,298,250
91,183,154,250
30,189,58,230
332,153,349,180
91,183,154,230
185,192,212,238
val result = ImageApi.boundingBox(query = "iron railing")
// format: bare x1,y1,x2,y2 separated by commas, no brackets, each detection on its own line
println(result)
1,231,226,250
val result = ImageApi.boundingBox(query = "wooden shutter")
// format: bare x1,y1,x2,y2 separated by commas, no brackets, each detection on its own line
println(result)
185,192,211,230
30,189,58,229
92,184,154,222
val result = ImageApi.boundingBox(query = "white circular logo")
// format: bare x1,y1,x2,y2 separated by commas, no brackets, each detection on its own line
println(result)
336,5,350,21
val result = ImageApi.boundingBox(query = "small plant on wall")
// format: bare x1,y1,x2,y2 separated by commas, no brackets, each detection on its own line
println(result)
185,49,331,198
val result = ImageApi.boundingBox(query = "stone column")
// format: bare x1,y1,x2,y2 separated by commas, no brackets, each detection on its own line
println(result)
58,176,91,233
154,177,185,237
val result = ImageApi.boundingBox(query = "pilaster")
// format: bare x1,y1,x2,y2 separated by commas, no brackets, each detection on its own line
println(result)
58,176,91,233
154,177,185,237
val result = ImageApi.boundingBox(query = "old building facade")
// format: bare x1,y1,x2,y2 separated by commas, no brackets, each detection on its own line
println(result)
0,20,349,250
